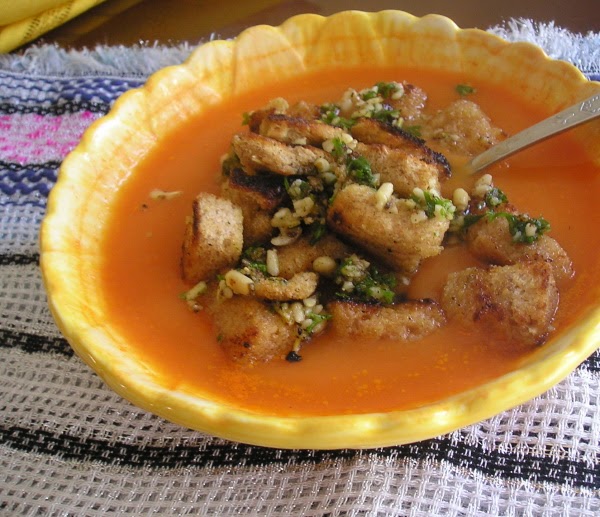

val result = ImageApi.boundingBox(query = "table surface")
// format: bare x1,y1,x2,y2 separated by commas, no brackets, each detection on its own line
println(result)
25,0,600,50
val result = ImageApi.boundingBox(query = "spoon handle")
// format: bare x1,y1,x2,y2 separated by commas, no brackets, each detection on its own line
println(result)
468,93,600,174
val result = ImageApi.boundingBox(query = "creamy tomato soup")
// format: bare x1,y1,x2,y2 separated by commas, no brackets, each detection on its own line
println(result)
99,67,600,416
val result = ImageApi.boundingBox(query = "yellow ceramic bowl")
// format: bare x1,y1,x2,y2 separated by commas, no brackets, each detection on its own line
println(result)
40,10,600,449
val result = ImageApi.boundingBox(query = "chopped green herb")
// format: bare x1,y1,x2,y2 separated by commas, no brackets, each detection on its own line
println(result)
303,312,332,336
403,125,422,138
456,84,476,96
411,190,456,220
484,187,508,207
361,88,379,101
334,256,396,305
347,156,378,188
285,178,312,200
242,246,266,263
241,112,251,125
461,213,484,230
488,212,550,244
371,107,401,124
376,81,400,98
320,103,355,129
309,221,327,244
330,137,347,160
337,255,369,280
240,246,268,275
320,102,339,117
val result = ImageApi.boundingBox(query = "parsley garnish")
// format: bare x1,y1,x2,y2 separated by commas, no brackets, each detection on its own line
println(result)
309,221,327,244
303,312,332,335
404,125,422,138
335,256,396,305
240,246,268,275
241,112,251,125
488,212,550,244
484,187,508,208
320,103,355,129
347,156,378,188
456,84,476,96
284,178,312,200
371,107,401,124
462,214,484,230
361,89,379,101
376,81,400,98
411,190,456,220
330,137,347,160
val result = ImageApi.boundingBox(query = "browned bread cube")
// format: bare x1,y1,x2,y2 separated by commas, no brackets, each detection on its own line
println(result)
466,215,574,282
232,132,328,176
387,82,428,121
350,118,450,178
421,99,505,156
181,193,243,283
355,142,442,197
327,183,449,274
276,234,352,279
259,113,345,147
328,299,446,340
441,261,559,346
253,272,319,301
211,296,296,364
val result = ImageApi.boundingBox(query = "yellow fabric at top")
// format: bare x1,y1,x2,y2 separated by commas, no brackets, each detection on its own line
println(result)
0,0,107,52
0,0,67,25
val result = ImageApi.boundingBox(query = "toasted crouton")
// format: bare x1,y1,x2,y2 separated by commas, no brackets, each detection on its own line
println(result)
232,133,328,176
247,107,275,133
254,272,319,301
276,234,352,279
181,193,243,284
328,299,445,340
350,118,451,179
259,113,345,146
388,82,428,121
247,101,321,132
287,101,321,119
327,183,449,274
355,142,441,197
226,168,286,210
465,215,574,282
422,99,505,156
221,178,273,246
441,261,559,346
211,296,296,364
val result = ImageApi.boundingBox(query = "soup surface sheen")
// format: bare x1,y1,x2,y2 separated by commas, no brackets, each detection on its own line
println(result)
100,67,600,416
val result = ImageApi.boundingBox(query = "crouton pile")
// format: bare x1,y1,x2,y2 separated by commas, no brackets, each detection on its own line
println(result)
181,81,573,365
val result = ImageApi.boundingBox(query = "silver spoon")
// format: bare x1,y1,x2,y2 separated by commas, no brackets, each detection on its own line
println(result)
466,93,600,174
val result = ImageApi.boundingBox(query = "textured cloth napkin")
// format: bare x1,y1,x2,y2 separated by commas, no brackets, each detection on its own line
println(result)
1,20,599,516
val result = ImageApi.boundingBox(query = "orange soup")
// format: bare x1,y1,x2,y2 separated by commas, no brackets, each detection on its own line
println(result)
100,66,600,416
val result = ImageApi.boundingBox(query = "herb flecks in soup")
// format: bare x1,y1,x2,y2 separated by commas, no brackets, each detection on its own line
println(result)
180,81,571,365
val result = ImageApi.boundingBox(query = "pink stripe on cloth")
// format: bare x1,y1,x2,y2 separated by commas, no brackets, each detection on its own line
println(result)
0,112,100,164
